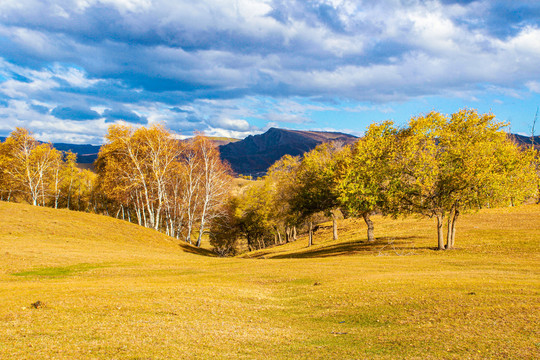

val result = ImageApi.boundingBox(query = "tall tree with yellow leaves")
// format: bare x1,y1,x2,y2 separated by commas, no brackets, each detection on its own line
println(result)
337,121,400,242
1,128,61,206
397,109,537,250
96,124,184,230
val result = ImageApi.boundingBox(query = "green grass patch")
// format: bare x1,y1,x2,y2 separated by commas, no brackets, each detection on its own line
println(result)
12,263,107,278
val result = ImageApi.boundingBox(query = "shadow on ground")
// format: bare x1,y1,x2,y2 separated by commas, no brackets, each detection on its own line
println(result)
179,243,217,257
248,236,429,259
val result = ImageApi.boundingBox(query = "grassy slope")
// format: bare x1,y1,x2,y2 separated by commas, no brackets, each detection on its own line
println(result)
0,202,538,359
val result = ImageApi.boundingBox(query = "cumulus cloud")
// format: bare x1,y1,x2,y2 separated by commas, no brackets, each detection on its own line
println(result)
0,0,539,141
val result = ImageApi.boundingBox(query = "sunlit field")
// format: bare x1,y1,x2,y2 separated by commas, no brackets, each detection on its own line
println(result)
0,201,538,359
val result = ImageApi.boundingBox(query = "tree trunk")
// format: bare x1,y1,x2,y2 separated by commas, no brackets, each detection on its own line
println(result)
308,221,313,247
285,226,291,243
362,212,375,242
446,208,454,249
293,226,297,241
186,224,193,244
436,213,445,250
449,209,459,249
331,210,338,241
276,227,282,244
196,218,205,247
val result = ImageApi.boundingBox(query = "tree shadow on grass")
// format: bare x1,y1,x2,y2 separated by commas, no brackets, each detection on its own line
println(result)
261,236,423,259
178,243,217,257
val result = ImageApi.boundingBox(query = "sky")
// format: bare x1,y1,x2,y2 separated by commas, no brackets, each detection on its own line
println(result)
0,0,539,144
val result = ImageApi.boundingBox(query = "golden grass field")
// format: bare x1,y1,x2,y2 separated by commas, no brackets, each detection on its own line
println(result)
0,201,538,359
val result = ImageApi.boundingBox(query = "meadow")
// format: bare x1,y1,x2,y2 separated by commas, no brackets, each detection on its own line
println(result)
0,201,538,359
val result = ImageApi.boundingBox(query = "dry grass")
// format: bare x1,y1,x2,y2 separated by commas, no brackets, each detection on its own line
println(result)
0,201,538,359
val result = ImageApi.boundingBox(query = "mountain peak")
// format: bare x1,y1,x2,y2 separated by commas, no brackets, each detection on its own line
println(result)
219,128,357,176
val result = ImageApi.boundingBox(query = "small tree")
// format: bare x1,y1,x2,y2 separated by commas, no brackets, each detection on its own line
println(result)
2,128,60,206
266,154,302,244
337,121,400,242
209,196,241,256
291,142,344,246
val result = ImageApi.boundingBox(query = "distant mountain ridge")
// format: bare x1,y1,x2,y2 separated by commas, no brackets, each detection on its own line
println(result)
219,128,357,176
510,134,540,150
2,131,538,175
0,137,101,163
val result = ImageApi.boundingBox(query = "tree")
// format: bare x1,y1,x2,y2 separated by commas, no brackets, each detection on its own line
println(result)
236,179,276,251
208,196,242,256
2,128,61,206
266,154,301,244
193,135,232,247
337,121,400,242
59,151,78,210
397,109,537,250
290,142,345,246
180,138,203,244
0,139,16,201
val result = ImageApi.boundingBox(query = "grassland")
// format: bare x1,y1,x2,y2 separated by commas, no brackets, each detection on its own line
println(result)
0,201,538,359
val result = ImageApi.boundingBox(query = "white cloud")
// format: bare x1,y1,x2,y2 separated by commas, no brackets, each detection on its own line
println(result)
526,81,540,94
210,117,251,131
1,0,540,140
204,127,262,139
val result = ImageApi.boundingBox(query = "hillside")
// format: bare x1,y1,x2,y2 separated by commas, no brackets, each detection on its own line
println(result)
219,128,357,175
0,201,209,274
244,204,540,259
511,133,540,151
0,201,538,359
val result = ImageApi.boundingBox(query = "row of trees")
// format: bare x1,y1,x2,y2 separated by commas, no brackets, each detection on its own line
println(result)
95,125,232,245
0,126,232,247
210,109,538,253
1,110,537,254
0,128,95,210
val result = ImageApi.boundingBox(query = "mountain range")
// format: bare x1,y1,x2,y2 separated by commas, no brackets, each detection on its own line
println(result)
1,130,538,175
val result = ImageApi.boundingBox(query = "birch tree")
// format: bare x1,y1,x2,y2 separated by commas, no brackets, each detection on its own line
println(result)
194,136,232,247
2,128,60,206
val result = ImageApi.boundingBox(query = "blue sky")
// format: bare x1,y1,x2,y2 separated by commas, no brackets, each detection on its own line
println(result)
0,0,539,144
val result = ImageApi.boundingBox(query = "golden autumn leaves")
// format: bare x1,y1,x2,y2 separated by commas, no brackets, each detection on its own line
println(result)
0,128,93,209
210,109,538,253
336,109,537,250
0,125,233,247
94,124,232,246
0,109,537,252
